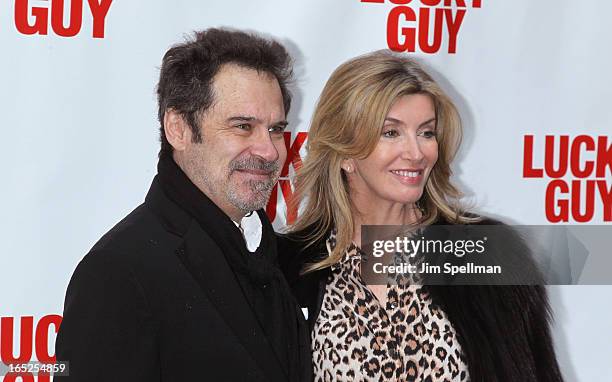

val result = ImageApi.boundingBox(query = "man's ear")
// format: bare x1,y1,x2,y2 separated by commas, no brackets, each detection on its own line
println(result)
163,109,191,151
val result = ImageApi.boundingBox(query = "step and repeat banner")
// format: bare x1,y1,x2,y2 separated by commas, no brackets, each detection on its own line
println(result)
1,1,610,380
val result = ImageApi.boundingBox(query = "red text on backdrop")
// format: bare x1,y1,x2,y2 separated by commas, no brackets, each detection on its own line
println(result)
523,135,612,223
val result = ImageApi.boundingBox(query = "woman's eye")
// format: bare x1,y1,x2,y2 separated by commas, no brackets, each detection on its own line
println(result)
382,129,399,138
420,130,437,139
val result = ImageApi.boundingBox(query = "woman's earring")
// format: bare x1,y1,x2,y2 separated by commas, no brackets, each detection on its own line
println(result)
415,200,426,214
344,166,351,173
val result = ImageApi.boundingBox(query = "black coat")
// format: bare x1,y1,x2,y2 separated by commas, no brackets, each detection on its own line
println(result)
55,178,303,382
278,218,564,382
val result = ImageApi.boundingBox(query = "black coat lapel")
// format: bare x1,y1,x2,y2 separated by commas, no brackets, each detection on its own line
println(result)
176,222,287,382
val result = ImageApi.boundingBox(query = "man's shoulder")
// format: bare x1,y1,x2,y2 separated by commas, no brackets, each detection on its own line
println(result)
66,201,192,303
88,202,184,267
92,204,153,250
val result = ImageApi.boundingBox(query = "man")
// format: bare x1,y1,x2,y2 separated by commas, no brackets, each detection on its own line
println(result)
55,28,311,382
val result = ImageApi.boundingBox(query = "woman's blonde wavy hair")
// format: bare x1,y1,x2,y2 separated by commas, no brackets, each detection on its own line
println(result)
288,50,478,273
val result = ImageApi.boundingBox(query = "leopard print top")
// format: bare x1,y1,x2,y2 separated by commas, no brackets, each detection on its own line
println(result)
312,231,469,381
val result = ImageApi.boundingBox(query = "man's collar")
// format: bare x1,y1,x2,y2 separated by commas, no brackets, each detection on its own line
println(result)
144,175,192,236
234,211,262,252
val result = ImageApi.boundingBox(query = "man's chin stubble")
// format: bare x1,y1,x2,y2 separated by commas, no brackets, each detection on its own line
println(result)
227,179,277,213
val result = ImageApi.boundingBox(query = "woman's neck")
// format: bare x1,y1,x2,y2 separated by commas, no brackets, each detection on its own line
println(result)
351,201,421,247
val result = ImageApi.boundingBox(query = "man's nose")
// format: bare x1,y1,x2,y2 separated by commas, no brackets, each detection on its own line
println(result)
250,127,279,162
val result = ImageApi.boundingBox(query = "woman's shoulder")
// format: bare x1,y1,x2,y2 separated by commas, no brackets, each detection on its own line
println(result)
277,226,330,282
435,212,546,283
277,226,326,260
432,212,504,226
434,213,527,246
276,226,331,312
278,222,331,256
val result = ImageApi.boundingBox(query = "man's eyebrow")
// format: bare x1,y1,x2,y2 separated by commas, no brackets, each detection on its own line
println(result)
226,116,288,127
227,116,257,123
274,120,289,128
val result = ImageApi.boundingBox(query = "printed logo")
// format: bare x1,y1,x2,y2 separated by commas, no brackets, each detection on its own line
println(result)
14,0,113,38
266,131,307,224
1,315,62,381
361,0,482,54
523,135,612,222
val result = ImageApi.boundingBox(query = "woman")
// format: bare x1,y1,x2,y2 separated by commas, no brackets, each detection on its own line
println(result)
279,51,563,381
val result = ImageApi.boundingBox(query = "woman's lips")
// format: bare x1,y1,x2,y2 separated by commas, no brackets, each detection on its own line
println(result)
390,169,424,185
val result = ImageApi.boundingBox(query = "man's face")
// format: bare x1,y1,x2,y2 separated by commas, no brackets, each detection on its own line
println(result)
176,63,288,221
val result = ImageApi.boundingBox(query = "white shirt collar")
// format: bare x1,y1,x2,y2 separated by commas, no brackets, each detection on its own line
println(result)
233,211,262,253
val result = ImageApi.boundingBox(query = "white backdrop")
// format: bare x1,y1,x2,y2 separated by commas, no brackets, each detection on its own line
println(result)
1,1,610,381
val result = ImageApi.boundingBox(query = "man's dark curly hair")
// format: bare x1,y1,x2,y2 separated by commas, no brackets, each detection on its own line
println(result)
156,28,293,156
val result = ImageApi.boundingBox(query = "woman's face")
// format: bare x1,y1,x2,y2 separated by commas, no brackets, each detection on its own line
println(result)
348,94,438,207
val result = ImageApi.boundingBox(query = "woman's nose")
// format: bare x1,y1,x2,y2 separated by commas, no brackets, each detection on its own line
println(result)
400,136,425,162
